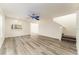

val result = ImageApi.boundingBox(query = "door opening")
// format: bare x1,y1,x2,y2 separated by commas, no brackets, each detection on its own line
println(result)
30,22,39,35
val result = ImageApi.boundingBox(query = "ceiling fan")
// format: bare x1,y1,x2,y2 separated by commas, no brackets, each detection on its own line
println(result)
30,13,40,20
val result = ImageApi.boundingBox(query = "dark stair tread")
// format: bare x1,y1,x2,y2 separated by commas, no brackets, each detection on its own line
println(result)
62,36,76,40
62,38,76,42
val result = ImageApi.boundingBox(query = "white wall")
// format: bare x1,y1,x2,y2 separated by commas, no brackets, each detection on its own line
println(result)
5,18,30,37
76,12,79,54
53,13,76,37
38,19,63,40
0,9,5,48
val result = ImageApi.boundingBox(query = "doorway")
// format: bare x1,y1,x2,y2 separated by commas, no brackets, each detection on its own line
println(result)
30,22,39,35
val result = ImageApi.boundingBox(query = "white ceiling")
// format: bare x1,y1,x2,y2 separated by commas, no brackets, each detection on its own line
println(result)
0,3,79,20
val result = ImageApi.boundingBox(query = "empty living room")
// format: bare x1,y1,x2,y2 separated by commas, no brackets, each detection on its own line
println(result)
0,3,79,55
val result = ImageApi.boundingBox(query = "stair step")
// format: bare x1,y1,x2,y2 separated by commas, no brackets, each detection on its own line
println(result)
62,36,76,39
62,38,76,42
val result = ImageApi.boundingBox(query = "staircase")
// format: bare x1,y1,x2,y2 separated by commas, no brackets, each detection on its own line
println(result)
61,34,76,43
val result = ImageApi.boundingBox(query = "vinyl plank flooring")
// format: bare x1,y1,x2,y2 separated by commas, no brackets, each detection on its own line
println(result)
0,35,77,55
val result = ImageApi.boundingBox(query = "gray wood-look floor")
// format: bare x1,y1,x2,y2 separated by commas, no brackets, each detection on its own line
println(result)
0,35,77,55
